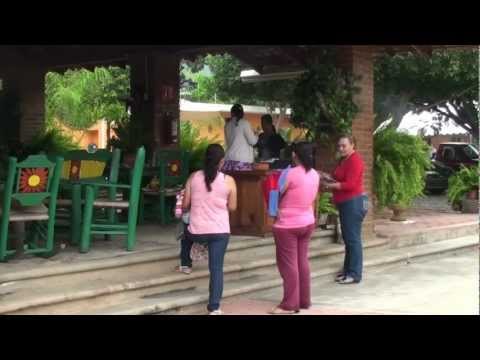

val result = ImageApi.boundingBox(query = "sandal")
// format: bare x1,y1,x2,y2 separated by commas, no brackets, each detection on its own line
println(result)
175,265,192,275
268,306,299,315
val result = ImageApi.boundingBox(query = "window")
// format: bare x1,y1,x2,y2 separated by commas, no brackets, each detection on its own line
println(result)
462,145,479,160
443,147,455,162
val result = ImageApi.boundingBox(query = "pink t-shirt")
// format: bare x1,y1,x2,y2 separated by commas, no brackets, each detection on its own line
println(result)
188,170,231,235
274,166,320,229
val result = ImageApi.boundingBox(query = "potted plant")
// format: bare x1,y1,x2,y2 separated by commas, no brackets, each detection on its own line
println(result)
447,165,479,213
316,192,338,229
374,128,431,221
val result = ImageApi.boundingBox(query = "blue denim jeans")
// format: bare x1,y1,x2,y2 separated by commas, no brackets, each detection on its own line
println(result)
181,228,230,312
337,194,368,282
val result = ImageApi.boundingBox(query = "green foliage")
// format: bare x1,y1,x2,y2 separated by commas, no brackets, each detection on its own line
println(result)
447,165,479,206
181,54,297,111
290,53,360,143
22,126,80,157
374,50,479,138
278,127,306,144
316,192,338,216
374,128,431,209
108,116,147,154
179,121,220,173
45,66,130,131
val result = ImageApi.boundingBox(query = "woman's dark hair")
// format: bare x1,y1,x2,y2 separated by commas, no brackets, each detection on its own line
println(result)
261,114,276,133
292,142,314,172
231,104,244,126
204,144,225,192
337,133,356,146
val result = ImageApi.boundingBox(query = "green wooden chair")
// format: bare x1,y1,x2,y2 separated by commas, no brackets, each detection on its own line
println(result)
54,148,121,245
79,147,145,253
0,154,63,262
139,149,190,225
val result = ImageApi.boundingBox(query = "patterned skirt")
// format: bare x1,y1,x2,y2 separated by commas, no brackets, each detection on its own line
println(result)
221,160,254,172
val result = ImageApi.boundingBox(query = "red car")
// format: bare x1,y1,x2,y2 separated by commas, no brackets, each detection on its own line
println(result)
434,142,479,171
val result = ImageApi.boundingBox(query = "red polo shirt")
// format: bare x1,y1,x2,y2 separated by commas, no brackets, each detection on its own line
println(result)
332,151,365,204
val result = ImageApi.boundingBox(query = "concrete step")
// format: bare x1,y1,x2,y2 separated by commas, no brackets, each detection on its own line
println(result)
0,231,341,314
0,229,335,284
86,235,478,315
377,219,478,249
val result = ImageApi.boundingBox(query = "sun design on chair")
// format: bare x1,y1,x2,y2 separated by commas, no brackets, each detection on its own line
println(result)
167,160,181,177
19,168,49,193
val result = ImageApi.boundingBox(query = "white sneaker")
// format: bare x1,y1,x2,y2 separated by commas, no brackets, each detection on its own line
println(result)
208,309,224,315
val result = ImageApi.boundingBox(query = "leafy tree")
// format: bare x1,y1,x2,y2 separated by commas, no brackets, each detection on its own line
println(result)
374,50,479,141
181,54,297,128
45,66,130,131
290,58,360,143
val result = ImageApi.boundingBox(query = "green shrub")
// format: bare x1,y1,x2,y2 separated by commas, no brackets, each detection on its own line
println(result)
180,121,220,173
316,192,338,216
22,126,80,157
374,128,431,209
447,165,479,206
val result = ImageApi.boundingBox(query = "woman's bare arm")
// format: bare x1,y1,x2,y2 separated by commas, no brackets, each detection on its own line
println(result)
182,174,193,211
226,175,237,212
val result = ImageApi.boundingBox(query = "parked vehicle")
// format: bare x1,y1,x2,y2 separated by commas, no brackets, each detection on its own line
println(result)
434,142,478,171
424,160,455,194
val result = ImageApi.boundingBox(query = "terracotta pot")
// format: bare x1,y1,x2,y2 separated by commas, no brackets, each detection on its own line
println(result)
390,204,407,222
466,188,479,200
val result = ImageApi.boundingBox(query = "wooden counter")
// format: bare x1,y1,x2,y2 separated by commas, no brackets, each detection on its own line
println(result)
225,169,274,237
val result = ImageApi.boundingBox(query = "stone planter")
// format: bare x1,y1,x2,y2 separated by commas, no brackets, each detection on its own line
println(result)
462,196,479,214
390,204,408,222
317,214,329,229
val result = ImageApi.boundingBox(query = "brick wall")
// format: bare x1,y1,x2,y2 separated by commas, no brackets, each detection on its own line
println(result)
0,50,46,143
337,46,375,241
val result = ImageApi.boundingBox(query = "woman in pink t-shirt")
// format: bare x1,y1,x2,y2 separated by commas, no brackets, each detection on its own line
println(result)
180,144,237,315
270,142,320,314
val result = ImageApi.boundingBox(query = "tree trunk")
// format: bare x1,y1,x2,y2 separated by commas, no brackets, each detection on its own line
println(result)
106,120,111,150
275,107,287,131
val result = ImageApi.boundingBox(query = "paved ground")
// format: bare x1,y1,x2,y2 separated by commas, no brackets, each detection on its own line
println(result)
412,193,454,213
220,247,479,315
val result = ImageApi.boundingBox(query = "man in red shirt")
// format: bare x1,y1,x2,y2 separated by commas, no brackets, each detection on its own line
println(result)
324,135,368,285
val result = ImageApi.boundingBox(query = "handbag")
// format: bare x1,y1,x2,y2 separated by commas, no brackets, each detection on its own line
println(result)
190,242,208,262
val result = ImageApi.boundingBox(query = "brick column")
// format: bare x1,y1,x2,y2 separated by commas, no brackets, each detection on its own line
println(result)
0,55,46,143
336,46,375,241
151,52,180,150
129,52,180,154
19,69,46,142
129,53,155,153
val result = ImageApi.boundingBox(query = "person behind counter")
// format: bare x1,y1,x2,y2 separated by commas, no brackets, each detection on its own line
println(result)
255,114,286,161
223,104,258,172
